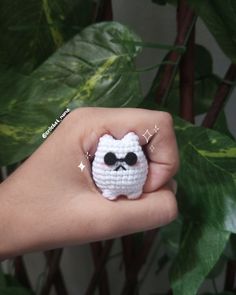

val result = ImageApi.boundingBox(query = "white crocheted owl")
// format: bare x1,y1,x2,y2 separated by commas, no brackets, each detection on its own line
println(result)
92,132,148,200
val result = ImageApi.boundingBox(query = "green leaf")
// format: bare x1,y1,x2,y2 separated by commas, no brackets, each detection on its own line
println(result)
175,117,236,232
0,22,143,166
142,95,236,295
206,254,226,279
155,254,169,275
0,0,94,71
160,217,182,259
194,45,213,80
169,117,236,295
171,224,230,295
224,233,236,261
0,268,6,287
0,287,33,295
214,112,235,140
0,271,32,295
188,0,236,63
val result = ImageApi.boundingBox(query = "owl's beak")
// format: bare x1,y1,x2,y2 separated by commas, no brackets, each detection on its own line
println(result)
114,165,126,171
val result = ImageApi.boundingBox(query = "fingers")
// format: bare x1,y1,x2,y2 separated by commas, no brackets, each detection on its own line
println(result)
103,185,178,239
167,178,178,195
74,107,179,193
142,113,179,192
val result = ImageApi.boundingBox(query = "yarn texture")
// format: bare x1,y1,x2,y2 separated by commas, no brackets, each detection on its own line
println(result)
92,132,148,200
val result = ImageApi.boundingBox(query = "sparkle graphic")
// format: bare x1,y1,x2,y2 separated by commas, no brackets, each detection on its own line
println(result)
78,161,86,172
85,151,91,159
142,129,152,143
154,125,160,134
150,145,155,152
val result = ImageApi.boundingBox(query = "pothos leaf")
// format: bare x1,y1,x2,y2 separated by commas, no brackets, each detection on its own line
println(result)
0,0,94,71
171,224,229,295
170,116,236,295
188,0,236,63
175,117,236,232
0,22,143,165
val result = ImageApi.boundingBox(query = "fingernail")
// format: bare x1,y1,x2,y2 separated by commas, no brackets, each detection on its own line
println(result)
169,179,178,194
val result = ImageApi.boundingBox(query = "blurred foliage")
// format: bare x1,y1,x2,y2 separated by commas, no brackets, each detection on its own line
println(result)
0,268,33,295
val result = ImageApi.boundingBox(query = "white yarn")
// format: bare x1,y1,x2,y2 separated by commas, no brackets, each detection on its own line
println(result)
92,132,148,200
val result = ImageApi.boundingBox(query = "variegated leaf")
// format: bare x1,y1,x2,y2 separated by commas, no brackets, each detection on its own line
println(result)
170,116,236,295
0,0,93,71
0,22,142,165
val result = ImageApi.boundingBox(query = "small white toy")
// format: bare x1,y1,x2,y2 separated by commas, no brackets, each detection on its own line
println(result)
92,132,148,200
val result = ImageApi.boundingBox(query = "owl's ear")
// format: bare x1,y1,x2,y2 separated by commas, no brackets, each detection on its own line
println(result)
123,132,139,142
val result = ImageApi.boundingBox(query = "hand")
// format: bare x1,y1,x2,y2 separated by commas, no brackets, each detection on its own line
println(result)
0,108,179,259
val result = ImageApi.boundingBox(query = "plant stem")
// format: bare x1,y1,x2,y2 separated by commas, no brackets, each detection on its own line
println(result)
14,256,32,290
202,63,236,128
134,229,159,271
121,235,137,295
90,242,110,295
179,23,195,123
121,229,158,295
85,239,114,295
40,249,63,295
212,278,218,294
94,0,113,22
155,1,196,104
44,250,68,295
224,260,236,291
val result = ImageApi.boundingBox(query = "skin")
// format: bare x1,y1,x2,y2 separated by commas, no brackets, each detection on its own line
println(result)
0,108,179,260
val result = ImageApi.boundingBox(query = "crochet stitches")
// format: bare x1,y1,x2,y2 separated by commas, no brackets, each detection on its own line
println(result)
92,132,148,200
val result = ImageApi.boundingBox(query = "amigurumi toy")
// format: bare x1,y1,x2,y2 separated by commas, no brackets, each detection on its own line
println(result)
92,132,148,200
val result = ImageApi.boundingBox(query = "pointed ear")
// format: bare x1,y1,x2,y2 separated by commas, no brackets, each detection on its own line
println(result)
99,134,114,142
123,132,139,142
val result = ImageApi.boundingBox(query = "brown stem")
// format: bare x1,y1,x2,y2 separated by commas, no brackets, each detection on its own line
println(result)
202,63,236,128
121,235,137,295
224,260,236,291
177,0,189,22
121,229,158,295
134,229,158,271
90,242,110,295
93,0,113,22
40,249,63,295
179,24,195,123
52,273,68,295
85,239,114,295
14,256,32,290
155,2,196,104
44,250,68,295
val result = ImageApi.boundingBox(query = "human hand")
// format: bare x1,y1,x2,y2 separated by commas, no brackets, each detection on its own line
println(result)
0,108,179,258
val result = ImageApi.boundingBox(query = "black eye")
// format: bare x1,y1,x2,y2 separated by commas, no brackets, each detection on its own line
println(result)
125,152,137,166
104,152,117,165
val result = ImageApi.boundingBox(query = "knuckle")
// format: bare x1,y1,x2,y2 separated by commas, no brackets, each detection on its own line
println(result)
67,107,89,121
159,111,174,127
63,107,97,126
161,191,178,224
